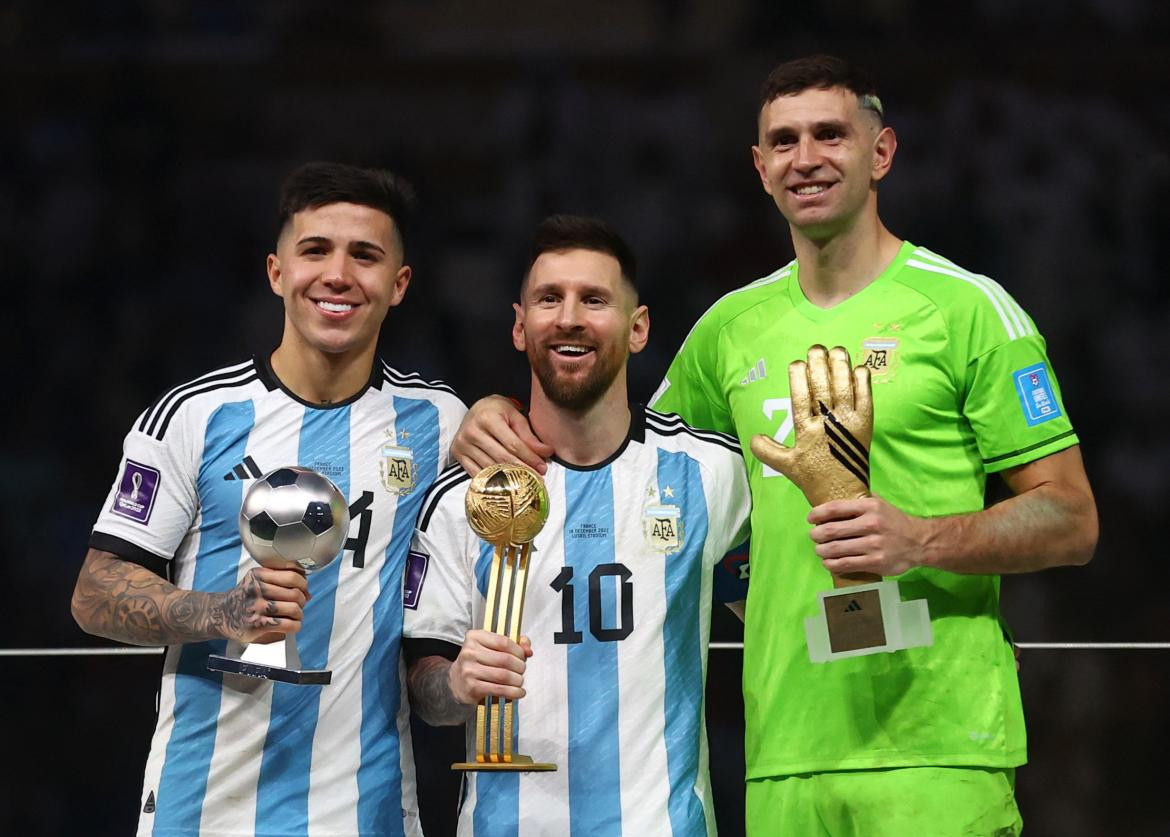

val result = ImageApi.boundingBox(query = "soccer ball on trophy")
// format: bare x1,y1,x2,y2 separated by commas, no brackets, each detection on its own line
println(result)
208,465,351,686
239,466,350,572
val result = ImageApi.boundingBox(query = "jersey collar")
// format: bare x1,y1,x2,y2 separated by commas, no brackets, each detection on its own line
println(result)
549,403,646,472
255,352,382,409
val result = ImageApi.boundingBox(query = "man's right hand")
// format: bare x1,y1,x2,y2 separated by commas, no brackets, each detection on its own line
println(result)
220,567,311,644
448,629,533,705
451,395,554,476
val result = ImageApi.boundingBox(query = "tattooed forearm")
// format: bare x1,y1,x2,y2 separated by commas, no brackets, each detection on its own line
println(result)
408,657,476,726
71,550,280,646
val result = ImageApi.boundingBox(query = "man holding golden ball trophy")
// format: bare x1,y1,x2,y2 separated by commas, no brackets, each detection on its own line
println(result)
402,216,752,834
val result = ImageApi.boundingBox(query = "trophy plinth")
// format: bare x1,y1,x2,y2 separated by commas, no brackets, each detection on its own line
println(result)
208,635,332,685
453,464,557,773
207,466,349,687
804,579,932,663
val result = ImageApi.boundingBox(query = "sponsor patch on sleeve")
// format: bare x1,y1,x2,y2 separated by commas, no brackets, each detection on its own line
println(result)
403,550,429,609
111,460,161,524
1013,363,1063,426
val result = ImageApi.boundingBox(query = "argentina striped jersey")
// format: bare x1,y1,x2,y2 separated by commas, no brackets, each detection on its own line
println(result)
91,355,466,837
405,406,751,836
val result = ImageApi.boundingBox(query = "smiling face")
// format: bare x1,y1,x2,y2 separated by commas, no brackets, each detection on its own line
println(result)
751,86,896,243
266,201,411,363
513,248,648,412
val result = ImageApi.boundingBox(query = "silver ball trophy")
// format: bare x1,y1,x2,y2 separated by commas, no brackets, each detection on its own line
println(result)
207,466,350,685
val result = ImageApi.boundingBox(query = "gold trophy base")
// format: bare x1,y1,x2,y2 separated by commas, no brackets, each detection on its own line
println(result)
452,754,556,772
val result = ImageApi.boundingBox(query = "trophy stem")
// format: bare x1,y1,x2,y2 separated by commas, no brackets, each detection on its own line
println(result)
454,541,554,772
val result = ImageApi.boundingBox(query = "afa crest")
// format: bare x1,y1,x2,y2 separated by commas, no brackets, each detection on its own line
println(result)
861,337,899,381
643,503,682,554
379,439,418,495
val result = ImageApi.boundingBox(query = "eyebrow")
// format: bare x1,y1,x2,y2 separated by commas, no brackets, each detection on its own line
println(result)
296,235,386,255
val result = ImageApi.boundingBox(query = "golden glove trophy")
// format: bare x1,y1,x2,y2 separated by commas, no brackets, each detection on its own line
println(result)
453,463,557,772
751,345,932,664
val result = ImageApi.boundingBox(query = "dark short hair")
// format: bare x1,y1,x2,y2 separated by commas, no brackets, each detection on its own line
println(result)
277,161,417,252
759,55,884,122
525,214,637,293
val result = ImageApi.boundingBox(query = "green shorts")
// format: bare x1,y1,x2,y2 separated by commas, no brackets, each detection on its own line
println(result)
745,767,1022,837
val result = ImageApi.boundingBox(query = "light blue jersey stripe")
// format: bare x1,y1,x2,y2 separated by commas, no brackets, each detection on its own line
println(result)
355,396,440,834
471,539,521,835
255,407,351,835
155,400,255,835
565,469,622,836
658,450,709,836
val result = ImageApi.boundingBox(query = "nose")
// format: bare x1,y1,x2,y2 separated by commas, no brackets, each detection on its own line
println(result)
322,251,351,287
794,135,821,173
555,298,584,332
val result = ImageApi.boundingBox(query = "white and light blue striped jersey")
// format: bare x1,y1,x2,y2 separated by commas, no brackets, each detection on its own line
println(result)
91,355,466,837
404,406,751,837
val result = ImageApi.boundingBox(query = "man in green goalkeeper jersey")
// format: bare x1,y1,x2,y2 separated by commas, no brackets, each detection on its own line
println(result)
451,55,1098,835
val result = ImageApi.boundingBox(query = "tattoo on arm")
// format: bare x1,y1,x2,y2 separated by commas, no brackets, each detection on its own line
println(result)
408,657,475,727
71,550,279,646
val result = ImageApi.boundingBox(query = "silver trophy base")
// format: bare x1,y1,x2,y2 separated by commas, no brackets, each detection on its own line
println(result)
206,635,331,686
207,654,332,685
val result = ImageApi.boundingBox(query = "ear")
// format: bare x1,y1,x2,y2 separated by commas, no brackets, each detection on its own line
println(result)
751,145,773,196
871,125,897,184
512,302,527,352
628,304,650,355
387,265,412,308
266,253,283,297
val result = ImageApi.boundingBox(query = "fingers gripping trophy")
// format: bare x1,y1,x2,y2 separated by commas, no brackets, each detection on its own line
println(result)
454,463,556,772
207,466,350,685
750,346,932,664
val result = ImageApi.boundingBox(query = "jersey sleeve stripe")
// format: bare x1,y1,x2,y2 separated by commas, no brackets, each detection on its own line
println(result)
910,249,1034,339
381,361,457,395
905,257,1029,341
139,361,257,437
982,429,1077,464
417,466,470,532
152,373,260,441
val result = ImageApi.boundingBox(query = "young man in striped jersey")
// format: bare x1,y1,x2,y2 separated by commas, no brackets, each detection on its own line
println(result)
72,161,465,836
452,58,1098,834
403,215,751,835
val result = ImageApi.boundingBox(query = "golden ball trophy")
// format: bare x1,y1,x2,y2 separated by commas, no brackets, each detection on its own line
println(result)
751,345,932,663
452,463,557,772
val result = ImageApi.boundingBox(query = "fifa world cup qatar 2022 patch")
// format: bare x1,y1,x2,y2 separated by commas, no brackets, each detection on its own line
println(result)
403,550,428,609
1013,363,1063,426
111,460,160,524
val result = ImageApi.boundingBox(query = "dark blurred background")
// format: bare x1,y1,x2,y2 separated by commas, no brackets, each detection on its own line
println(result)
3,1,1168,834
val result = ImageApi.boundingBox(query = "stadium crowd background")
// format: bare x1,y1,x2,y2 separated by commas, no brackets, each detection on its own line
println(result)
2,1,1167,834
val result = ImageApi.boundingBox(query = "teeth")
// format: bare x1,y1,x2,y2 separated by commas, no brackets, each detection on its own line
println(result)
555,345,590,354
317,301,354,312
795,185,828,195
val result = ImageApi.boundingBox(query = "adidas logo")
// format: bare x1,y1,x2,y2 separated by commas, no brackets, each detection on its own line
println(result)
845,599,863,612
223,456,263,481
143,790,156,814
739,359,767,386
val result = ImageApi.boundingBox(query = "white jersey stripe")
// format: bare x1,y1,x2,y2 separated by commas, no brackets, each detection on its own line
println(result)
911,249,1034,338
906,258,1023,340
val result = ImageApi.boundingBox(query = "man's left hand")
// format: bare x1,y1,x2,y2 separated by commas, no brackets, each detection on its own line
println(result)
808,496,933,578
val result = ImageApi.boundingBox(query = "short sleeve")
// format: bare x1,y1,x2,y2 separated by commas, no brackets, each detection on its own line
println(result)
963,335,1079,473
403,485,478,647
90,418,199,568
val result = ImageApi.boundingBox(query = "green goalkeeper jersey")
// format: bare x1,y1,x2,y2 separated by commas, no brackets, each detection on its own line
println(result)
651,241,1078,778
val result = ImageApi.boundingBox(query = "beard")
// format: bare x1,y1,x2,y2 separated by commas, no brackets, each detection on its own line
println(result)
528,340,626,411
